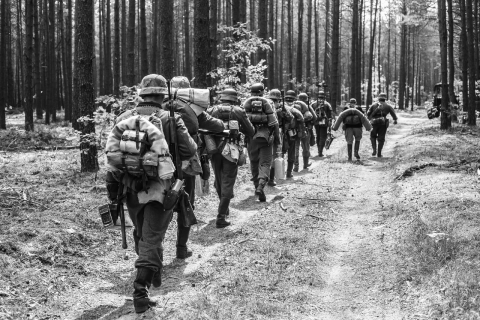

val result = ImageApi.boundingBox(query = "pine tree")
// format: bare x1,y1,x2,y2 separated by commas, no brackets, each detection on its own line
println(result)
160,0,174,79
127,0,136,85
194,0,211,88
296,0,304,86
25,0,35,131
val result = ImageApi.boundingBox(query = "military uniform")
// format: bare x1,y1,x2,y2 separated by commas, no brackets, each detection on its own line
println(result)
283,105,305,178
207,88,256,227
333,100,372,161
311,92,333,157
297,93,317,169
244,83,281,202
105,74,197,313
367,93,398,157
163,76,224,259
267,89,293,186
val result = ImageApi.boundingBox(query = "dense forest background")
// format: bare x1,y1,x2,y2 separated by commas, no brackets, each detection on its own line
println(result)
0,0,478,133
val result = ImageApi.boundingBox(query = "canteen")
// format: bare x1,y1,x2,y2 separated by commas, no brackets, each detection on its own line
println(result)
274,155,286,180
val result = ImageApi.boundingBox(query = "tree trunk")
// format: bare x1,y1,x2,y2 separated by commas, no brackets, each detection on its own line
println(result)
324,0,330,87
232,0,240,25
74,0,98,172
350,0,359,101
438,0,451,129
280,0,285,87
386,0,391,100
314,0,319,80
460,0,469,112
296,0,304,86
0,0,6,128
356,0,363,101
150,0,157,73
287,0,293,86
398,0,407,110
25,0,35,130
121,0,127,84
127,0,136,85
466,0,477,125
160,0,174,79
447,0,455,106
377,1,382,94
330,0,340,113
268,0,275,88
49,0,56,122
366,0,378,107
250,0,255,63
114,0,121,94
139,0,148,77
104,0,113,94
184,0,191,78
259,0,268,82
210,0,218,71
99,0,104,95
34,0,43,120
194,0,210,88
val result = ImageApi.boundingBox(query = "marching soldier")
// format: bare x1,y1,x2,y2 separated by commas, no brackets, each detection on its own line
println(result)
244,83,281,202
267,89,293,186
105,74,197,313
367,93,398,157
164,76,225,258
283,97,306,178
207,88,256,227
311,91,333,157
332,102,372,161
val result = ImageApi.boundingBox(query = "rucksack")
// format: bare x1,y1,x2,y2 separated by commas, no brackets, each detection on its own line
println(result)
243,97,271,125
105,108,175,190
344,110,362,125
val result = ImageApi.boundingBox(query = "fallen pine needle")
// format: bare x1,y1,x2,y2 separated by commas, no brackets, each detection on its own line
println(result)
306,214,327,220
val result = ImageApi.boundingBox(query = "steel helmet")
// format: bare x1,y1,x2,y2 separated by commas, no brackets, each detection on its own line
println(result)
285,90,297,100
250,82,265,94
318,91,326,99
220,88,238,103
171,76,191,89
350,98,357,104
378,93,387,101
139,74,168,97
298,93,308,102
267,89,282,101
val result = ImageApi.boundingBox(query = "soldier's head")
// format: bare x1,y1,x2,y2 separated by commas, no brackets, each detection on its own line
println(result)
267,89,282,107
349,98,357,107
318,91,326,101
220,88,239,105
139,74,168,104
250,83,265,97
171,76,191,91
285,90,297,103
378,93,387,102
298,93,308,103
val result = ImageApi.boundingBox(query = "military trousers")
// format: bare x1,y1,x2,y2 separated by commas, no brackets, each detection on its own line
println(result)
212,153,239,199
247,138,273,184
370,124,388,143
126,194,173,273
177,174,196,250
345,127,363,144
285,136,296,164
315,125,328,145
294,134,311,167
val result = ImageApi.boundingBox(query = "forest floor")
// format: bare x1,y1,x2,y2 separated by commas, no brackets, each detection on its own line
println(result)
1,109,479,320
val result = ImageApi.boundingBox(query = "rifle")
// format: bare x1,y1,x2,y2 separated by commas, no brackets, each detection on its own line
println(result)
117,178,127,249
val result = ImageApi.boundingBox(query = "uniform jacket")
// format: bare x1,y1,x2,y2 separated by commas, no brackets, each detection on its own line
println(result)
367,102,398,121
242,96,281,145
333,108,372,131
294,101,317,124
286,105,305,132
275,102,294,128
311,100,333,125
114,101,197,204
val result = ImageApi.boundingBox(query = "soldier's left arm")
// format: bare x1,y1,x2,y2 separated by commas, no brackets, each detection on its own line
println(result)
388,105,398,121
198,111,225,133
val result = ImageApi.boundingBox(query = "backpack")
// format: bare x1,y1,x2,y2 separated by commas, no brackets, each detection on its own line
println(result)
243,97,271,125
344,110,362,125
105,108,175,190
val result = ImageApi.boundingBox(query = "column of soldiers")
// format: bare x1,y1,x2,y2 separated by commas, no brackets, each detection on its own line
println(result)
105,73,399,313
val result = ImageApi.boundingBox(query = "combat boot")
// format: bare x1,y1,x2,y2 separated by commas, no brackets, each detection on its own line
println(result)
216,197,231,228
267,167,276,186
303,157,312,170
319,141,326,157
347,144,353,162
371,138,377,156
133,268,157,313
377,141,384,158
255,179,267,202
176,226,192,259
286,162,294,179
354,141,361,160
293,164,299,172
176,247,193,259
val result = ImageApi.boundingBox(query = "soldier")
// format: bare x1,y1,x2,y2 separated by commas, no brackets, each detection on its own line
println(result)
367,92,398,157
285,90,314,171
344,98,364,113
105,74,197,313
163,76,225,258
244,83,281,202
332,103,372,161
283,97,305,178
207,88,256,227
267,89,293,186
311,91,334,157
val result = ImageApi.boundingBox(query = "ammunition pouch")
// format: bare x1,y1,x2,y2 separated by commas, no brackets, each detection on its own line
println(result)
163,189,181,211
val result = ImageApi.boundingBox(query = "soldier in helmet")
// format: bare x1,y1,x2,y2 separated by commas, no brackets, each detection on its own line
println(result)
367,93,398,157
105,74,197,313
283,92,306,178
298,92,318,160
285,90,315,171
266,89,293,186
207,88,256,227
243,83,281,201
162,76,225,258
311,91,333,157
